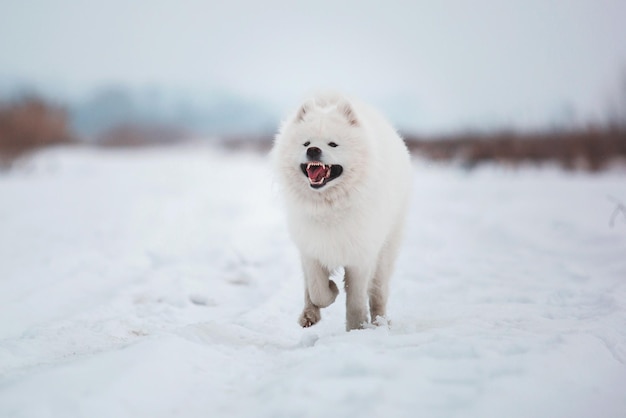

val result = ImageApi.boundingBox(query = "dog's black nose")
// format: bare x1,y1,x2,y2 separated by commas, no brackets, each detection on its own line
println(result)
306,147,322,159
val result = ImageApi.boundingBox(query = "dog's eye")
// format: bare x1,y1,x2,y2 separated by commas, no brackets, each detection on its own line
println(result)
328,142,338,148
303,141,310,147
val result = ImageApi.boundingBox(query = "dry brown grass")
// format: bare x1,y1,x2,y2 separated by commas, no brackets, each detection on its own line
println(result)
403,128,626,171
96,123,189,147
218,134,274,153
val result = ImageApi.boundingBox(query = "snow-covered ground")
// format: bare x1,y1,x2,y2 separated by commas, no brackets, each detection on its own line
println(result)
1,146,625,418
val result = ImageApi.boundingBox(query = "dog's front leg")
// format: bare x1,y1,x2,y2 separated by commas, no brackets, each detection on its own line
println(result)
344,266,371,331
298,287,321,327
298,256,338,328
301,255,338,308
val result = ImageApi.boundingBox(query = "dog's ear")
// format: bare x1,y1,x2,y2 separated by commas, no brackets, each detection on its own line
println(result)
337,100,359,126
295,99,316,123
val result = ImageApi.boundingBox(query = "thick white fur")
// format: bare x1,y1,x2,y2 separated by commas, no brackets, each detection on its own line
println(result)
272,92,412,330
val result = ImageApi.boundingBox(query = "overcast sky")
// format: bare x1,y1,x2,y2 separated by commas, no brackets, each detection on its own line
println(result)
1,0,626,133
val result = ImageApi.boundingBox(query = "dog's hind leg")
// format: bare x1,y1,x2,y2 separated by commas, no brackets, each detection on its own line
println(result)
368,263,391,325
369,228,403,325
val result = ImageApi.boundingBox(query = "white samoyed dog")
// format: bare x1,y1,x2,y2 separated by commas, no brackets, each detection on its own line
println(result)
272,92,412,331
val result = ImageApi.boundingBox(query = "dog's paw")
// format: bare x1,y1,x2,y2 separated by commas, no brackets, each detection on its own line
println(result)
373,315,392,328
298,307,321,328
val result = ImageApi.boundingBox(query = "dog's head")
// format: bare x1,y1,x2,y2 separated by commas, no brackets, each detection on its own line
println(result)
273,95,372,200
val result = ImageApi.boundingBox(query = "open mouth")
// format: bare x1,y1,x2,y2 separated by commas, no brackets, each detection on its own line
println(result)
300,162,343,189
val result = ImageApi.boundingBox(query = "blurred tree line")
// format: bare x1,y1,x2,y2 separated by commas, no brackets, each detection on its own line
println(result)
1,71,625,171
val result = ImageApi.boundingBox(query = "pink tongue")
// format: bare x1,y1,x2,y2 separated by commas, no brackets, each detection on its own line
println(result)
307,165,327,182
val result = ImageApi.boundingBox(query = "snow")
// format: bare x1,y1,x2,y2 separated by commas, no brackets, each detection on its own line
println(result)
1,146,625,418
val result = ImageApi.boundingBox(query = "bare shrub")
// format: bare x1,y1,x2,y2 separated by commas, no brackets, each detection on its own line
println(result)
0,96,74,166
